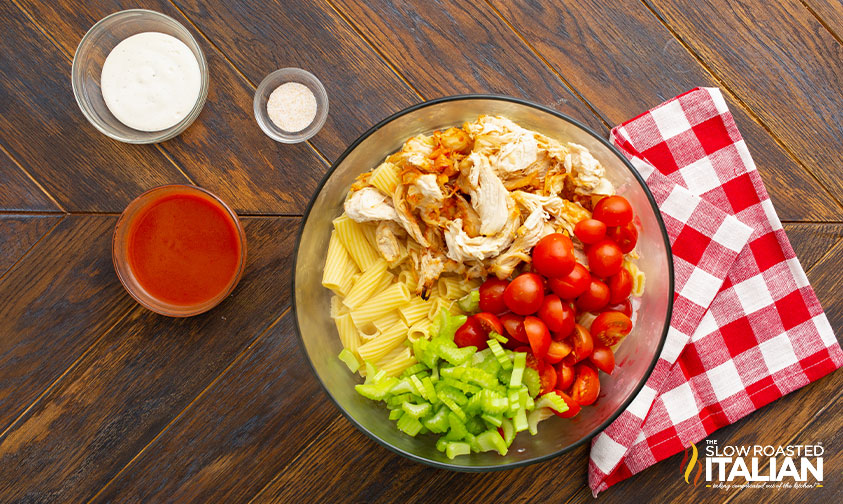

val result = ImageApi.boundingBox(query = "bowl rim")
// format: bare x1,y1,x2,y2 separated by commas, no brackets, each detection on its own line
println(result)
291,94,674,471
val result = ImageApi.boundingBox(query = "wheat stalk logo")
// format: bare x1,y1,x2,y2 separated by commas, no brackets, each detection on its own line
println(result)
679,442,703,487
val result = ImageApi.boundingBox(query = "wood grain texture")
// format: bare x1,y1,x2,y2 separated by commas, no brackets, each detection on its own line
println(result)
646,0,843,206
16,0,329,214
89,313,339,504
0,1,190,212
489,0,842,222
804,238,843,330
802,0,843,41
171,0,421,161
783,223,843,271
0,215,136,435
0,214,62,277
0,150,59,212
0,217,297,503
330,0,605,132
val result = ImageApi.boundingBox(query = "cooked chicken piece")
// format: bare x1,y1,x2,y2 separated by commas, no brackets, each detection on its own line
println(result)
512,191,591,235
375,221,405,263
451,194,482,237
466,153,510,236
565,142,614,195
344,187,399,223
418,250,445,298
413,173,444,207
443,204,521,263
493,131,538,176
393,184,429,247
490,205,547,279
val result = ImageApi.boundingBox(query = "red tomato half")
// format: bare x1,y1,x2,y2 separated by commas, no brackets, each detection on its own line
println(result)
608,268,633,304
500,313,528,343
569,324,594,363
503,273,545,315
587,239,624,278
474,312,504,337
454,317,487,349
551,390,581,418
574,219,607,244
531,233,575,278
571,364,600,405
545,340,572,364
575,278,610,312
593,196,633,226
602,298,632,317
591,311,632,347
537,294,575,336
524,316,551,360
540,364,557,395
549,263,591,300
479,278,508,314
606,221,638,253
554,360,575,390
589,346,615,374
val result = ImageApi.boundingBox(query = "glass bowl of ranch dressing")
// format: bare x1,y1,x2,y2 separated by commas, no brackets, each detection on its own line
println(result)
72,9,209,144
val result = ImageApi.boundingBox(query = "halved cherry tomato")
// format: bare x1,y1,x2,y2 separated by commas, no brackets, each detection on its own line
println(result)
474,312,504,338
589,346,615,374
574,218,607,244
549,263,591,300
524,316,551,360
479,278,509,314
608,268,633,304
575,278,610,312
551,390,581,418
500,313,528,343
518,348,542,373
587,239,624,278
555,359,575,390
540,364,557,395
593,195,633,226
537,294,575,337
503,273,545,315
602,298,632,317
545,340,572,364
454,316,487,349
606,221,638,253
569,324,594,362
571,364,600,405
531,233,575,278
591,311,632,347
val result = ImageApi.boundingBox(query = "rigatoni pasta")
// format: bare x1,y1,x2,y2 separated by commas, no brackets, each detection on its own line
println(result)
322,231,358,296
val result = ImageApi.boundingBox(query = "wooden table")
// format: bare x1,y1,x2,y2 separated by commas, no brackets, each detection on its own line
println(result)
1,1,841,502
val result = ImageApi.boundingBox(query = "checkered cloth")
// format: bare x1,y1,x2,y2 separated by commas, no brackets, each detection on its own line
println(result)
588,87,842,495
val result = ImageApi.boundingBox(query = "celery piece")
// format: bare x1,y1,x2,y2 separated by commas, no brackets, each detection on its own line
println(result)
364,361,378,384
527,408,555,435
409,374,426,399
419,426,430,435
389,408,404,421
525,395,535,411
509,352,526,388
481,413,503,428
489,331,508,344
518,387,529,410
435,437,449,452
464,394,482,416
436,343,475,366
487,339,512,370
464,367,498,389
386,393,413,409
422,406,449,433
401,363,427,378
514,407,528,433
477,390,508,415
421,376,439,404
446,411,468,440
338,348,360,372
430,363,440,382
440,377,480,395
535,392,569,415
355,377,399,401
446,441,471,460
472,348,492,366
465,416,486,436
402,401,432,419
438,310,468,341
508,389,520,415
437,385,468,406
476,352,501,376
396,414,423,436
457,290,480,314
439,394,467,422
389,378,414,396
476,429,508,456
522,366,540,398
439,366,466,381
501,418,515,446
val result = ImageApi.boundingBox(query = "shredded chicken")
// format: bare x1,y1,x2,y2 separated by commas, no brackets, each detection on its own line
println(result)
566,143,614,195
375,221,404,263
344,187,398,222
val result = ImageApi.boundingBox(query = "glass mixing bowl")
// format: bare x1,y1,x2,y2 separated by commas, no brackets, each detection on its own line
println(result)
293,96,673,470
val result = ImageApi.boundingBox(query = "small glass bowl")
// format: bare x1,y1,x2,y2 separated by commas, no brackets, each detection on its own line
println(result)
72,9,209,144
253,68,329,143
113,185,247,317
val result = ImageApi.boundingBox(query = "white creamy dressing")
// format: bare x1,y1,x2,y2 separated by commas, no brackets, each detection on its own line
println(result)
100,32,201,132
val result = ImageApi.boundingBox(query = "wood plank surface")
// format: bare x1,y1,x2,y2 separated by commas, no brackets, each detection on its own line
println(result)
782,223,843,271
0,150,59,212
171,0,421,161
16,0,329,214
802,0,843,40
0,216,297,503
646,0,843,205
330,0,605,132
89,313,339,504
489,0,842,222
0,214,62,277
0,1,190,212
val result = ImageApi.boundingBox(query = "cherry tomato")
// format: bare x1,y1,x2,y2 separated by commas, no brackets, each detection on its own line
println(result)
540,364,557,395
479,278,509,314
537,294,575,336
524,316,551,360
587,239,624,278
454,316,487,349
551,390,581,418
531,233,575,278
602,298,632,317
555,360,575,390
593,195,633,226
549,263,591,300
590,346,615,374
574,218,607,244
606,221,638,253
608,268,633,304
519,348,542,373
500,313,528,343
545,340,572,364
503,273,545,315
474,312,504,338
569,324,594,362
575,278,610,312
572,363,600,405
591,311,632,347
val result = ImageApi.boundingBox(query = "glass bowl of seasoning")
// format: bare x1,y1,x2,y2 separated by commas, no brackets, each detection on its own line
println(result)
253,68,329,143
72,9,209,144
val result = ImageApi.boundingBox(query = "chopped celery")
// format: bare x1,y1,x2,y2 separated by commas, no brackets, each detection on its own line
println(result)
389,378,414,396
528,408,555,435
396,413,423,436
338,348,360,372
421,376,439,404
446,412,468,440
501,418,515,445
402,401,432,419
355,377,399,401
476,429,508,456
435,437,448,452
389,408,404,421
438,393,467,422
522,366,541,398
457,290,480,314
463,368,498,389
487,339,512,370
514,407,528,433
410,375,426,398
423,406,449,433
489,331,508,344
464,416,486,436
481,413,503,428
446,441,471,460
436,384,468,406
437,309,467,341
477,389,508,414
508,389,520,415
509,352,526,388
364,361,378,384
401,363,427,377
440,377,481,395
535,392,569,415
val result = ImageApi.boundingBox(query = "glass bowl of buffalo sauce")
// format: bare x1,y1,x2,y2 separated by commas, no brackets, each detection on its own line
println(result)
113,185,246,317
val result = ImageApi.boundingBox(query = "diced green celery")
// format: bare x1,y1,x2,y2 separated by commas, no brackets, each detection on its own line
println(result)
472,348,492,366
464,394,482,416
509,352,526,388
487,339,512,370
410,374,426,398
389,378,414,396
439,366,466,380
419,426,430,435
435,342,475,366
465,432,480,452
446,441,471,460
386,393,413,409
514,407,528,433
489,331,508,344
525,395,535,410
501,418,515,446
401,363,427,377
421,376,439,404
522,366,541,398
364,361,377,384
389,408,404,421
535,392,569,415
355,377,399,401
430,363,440,382
396,413,423,436
508,389,520,414
477,390,508,415
402,401,432,419
463,367,498,389
519,387,529,410
446,412,468,440
422,406,449,433
498,367,512,386
435,437,449,452
371,369,387,384
465,416,485,435
457,290,480,314
430,314,442,340
438,309,467,341
477,353,501,376
481,413,503,428
476,429,508,456
440,377,480,395
528,408,555,435
438,394,467,422
437,385,468,406
338,348,360,372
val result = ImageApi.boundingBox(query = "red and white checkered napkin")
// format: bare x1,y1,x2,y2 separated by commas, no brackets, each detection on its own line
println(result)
588,87,842,495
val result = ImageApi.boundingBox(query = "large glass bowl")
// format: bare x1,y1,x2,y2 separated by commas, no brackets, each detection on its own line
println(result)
293,96,673,470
